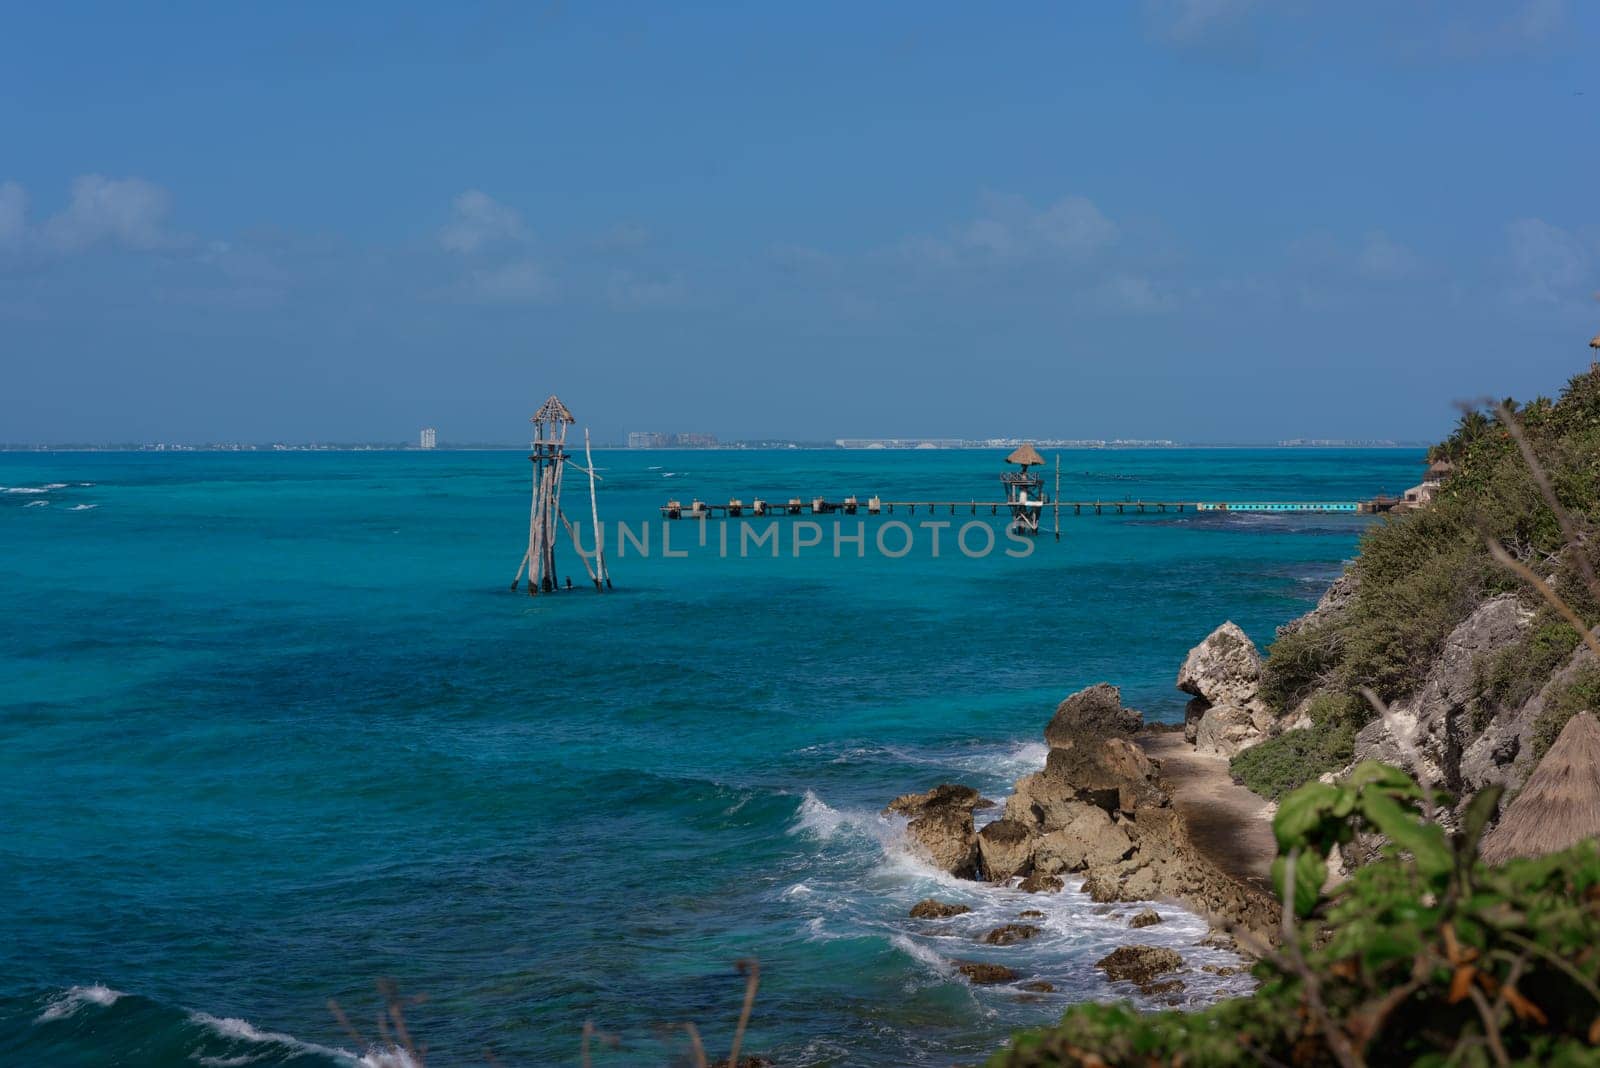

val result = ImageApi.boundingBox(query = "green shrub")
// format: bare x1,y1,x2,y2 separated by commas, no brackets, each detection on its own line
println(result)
990,765,1600,1067
1473,614,1581,731
1531,663,1600,760
1229,713,1356,800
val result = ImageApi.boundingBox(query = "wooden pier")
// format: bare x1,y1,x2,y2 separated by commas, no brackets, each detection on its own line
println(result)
656,441,1397,533
660,497,1392,518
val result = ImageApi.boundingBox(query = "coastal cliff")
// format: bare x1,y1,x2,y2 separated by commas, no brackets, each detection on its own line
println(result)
1220,364,1600,854
984,365,1600,1067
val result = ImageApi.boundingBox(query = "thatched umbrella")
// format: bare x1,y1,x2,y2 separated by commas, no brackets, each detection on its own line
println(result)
1481,712,1600,864
1006,443,1046,469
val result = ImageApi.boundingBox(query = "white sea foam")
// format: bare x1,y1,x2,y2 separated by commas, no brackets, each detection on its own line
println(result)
25,500,49,507
784,778,1258,1010
889,933,955,976
5,486,50,494
69,503,98,511
35,984,123,1023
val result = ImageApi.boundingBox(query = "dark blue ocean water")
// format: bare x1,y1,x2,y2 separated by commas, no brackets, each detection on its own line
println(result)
0,448,1420,1066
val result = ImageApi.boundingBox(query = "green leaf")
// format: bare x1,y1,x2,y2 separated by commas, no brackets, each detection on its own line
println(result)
1273,782,1341,851
1346,761,1422,797
1360,790,1452,877
1271,852,1329,918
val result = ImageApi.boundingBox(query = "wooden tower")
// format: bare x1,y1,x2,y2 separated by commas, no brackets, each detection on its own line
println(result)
1000,442,1047,536
511,394,611,595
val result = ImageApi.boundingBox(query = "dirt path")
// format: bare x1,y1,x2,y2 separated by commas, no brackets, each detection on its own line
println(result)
1138,732,1278,894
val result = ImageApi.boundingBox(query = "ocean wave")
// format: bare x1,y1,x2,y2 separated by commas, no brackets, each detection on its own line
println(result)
889,933,956,977
69,503,98,511
789,790,884,842
35,983,123,1023
190,1012,419,1068
5,486,51,494
25,500,49,507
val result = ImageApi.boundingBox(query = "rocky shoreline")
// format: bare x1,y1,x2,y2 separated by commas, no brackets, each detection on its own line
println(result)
886,625,1286,995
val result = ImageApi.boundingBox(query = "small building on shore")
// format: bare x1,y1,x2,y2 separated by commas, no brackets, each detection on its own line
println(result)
1396,458,1454,512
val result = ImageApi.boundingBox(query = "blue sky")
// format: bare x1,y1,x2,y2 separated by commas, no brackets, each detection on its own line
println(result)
3,1,1598,444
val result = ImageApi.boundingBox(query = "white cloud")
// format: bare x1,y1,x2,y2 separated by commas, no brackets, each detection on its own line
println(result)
40,175,174,253
966,192,1118,262
439,190,526,253
1507,217,1589,304
1356,230,1421,281
0,181,26,251
1146,0,1260,43
460,260,550,303
607,270,687,308
1090,274,1174,314
900,192,1119,270
594,223,650,252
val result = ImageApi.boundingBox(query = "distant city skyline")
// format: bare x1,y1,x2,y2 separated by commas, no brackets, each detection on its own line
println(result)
3,4,1597,445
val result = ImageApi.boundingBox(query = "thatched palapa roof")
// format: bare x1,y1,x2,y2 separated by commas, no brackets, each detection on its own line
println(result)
532,395,576,425
1589,332,1600,350
1006,443,1046,468
1480,711,1600,864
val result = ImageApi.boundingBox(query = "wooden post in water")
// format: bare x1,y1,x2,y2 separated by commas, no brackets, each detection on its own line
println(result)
510,394,590,595
1054,454,1061,541
585,428,610,590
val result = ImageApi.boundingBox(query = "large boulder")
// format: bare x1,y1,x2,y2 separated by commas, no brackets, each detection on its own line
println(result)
957,962,1016,985
909,899,970,919
1194,701,1276,759
1043,736,1163,813
982,923,1042,945
1044,683,1142,747
1096,945,1183,987
886,783,984,878
1177,622,1263,707
1032,806,1133,873
1183,698,1208,744
1177,623,1275,757
976,818,1035,882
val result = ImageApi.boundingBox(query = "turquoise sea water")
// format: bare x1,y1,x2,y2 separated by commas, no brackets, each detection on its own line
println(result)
0,448,1421,1066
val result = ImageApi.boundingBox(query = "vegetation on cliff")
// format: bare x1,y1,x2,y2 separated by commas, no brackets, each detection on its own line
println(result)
1235,364,1600,799
989,765,1600,1067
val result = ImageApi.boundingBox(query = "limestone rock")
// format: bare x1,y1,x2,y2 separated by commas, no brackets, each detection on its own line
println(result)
1352,594,1534,805
1183,697,1208,744
1194,701,1276,759
1019,980,1055,993
1128,908,1162,929
1044,683,1142,747
1019,909,1044,919
1018,872,1064,893
1177,622,1263,708
886,783,984,816
909,899,971,919
887,784,984,878
982,923,1042,945
1277,571,1359,642
1042,736,1163,813
1032,806,1133,873
977,818,1035,882
1462,626,1600,806
1096,945,1183,986
957,962,1016,985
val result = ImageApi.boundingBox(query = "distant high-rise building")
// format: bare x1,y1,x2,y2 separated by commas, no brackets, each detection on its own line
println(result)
420,427,437,450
